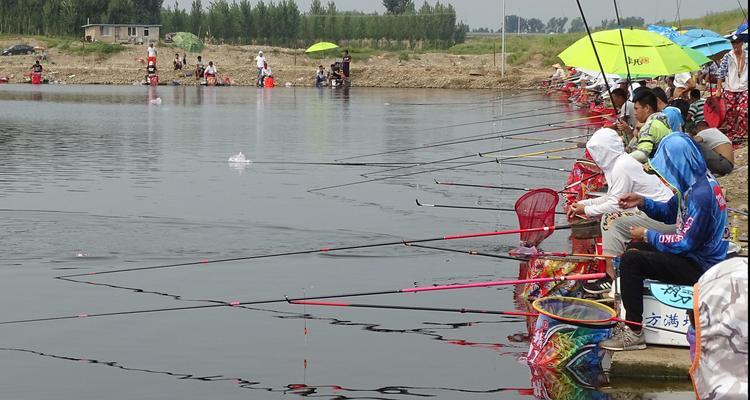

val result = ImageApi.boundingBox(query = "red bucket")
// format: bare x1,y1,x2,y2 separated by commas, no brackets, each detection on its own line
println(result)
31,72,42,84
149,75,159,86
264,77,275,88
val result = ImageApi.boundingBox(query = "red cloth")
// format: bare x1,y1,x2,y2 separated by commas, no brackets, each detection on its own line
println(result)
721,90,748,146
562,152,606,206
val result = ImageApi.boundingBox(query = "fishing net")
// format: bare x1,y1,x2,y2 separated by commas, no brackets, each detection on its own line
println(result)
515,188,559,248
526,297,616,369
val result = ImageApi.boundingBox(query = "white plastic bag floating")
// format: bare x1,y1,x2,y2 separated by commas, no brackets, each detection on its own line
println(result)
149,97,162,105
228,152,252,164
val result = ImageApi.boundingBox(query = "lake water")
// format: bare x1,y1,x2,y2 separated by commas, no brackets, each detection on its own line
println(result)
0,84,688,399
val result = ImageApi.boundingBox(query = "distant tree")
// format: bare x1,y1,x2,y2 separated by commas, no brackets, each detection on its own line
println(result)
545,17,568,33
526,18,544,33
383,0,414,14
190,0,202,36
568,17,584,33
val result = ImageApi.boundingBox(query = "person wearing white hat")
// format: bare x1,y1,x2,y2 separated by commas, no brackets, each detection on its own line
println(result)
716,33,748,144
255,50,266,87
550,63,565,81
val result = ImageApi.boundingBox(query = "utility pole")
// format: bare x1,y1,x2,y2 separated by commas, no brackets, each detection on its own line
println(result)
518,15,521,36
501,0,506,78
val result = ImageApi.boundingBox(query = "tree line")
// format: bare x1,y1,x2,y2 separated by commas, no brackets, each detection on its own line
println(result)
0,0,162,36
472,15,645,34
161,0,467,49
0,0,467,50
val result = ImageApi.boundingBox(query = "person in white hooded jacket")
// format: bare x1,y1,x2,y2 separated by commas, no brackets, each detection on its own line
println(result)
567,128,675,293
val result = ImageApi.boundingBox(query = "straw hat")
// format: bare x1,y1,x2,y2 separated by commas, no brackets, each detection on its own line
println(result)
552,63,562,69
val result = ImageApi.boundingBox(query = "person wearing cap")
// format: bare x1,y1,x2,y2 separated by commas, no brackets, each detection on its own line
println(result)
716,33,748,145
255,51,266,87
551,63,565,80
629,87,671,163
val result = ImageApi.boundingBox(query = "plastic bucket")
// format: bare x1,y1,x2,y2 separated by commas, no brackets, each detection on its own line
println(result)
31,73,42,84
526,297,615,369
264,77,275,88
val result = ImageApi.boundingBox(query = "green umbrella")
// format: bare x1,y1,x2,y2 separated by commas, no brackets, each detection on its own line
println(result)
305,41,339,53
558,28,710,79
172,32,204,53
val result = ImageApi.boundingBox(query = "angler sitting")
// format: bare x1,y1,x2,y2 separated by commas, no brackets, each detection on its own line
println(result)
328,62,343,87
195,56,205,79
599,133,728,351
173,53,183,70
626,88,671,163
567,128,675,295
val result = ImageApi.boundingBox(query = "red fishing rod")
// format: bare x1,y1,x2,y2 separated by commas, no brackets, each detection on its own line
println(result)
58,224,579,279
1,273,603,326
433,179,577,194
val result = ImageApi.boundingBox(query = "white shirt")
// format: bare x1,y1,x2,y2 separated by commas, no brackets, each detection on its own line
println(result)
698,128,732,149
720,50,748,92
205,65,217,75
256,55,266,69
580,128,673,217
261,67,272,76
147,46,157,57
674,72,692,89
552,68,565,79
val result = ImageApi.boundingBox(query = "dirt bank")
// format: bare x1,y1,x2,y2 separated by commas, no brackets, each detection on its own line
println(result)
0,37,547,89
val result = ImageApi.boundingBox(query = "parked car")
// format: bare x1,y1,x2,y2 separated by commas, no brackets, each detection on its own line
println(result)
2,44,35,56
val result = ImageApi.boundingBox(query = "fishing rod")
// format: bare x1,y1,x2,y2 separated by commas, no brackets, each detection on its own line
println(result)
309,152,579,192
289,301,538,317
415,199,566,215
57,224,582,279
408,243,614,261
335,118,596,162
0,273,604,326
290,298,687,334
311,147,573,193
424,115,597,147
416,109,580,132
496,162,572,173
366,136,586,177
478,145,582,159
386,91,542,106
613,0,633,97
434,179,575,194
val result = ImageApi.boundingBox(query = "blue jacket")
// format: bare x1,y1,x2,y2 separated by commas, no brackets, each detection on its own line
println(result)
642,133,728,271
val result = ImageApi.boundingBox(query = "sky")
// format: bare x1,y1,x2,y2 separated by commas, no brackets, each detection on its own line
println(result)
170,0,742,30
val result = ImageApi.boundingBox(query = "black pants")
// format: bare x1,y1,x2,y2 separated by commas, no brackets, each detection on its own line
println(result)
620,241,703,329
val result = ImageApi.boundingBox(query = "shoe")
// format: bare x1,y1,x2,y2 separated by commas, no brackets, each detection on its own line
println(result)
599,324,646,351
583,277,613,294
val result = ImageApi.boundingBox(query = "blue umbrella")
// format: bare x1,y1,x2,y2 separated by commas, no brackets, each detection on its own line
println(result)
682,28,723,39
686,36,732,57
647,24,684,43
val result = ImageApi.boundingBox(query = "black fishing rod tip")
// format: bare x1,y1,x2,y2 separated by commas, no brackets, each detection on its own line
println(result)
433,178,440,184
415,198,422,206
284,295,291,303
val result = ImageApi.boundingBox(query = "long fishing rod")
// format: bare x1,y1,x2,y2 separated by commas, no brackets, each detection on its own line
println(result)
386,91,542,106
1,273,603,326
335,118,596,162
310,147,575,193
409,243,614,261
434,179,575,194
416,109,579,132
423,115,597,147
415,199,566,215
367,136,586,177
289,298,688,334
495,162,572,173
58,225,580,279
478,145,582,159
290,301,538,317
